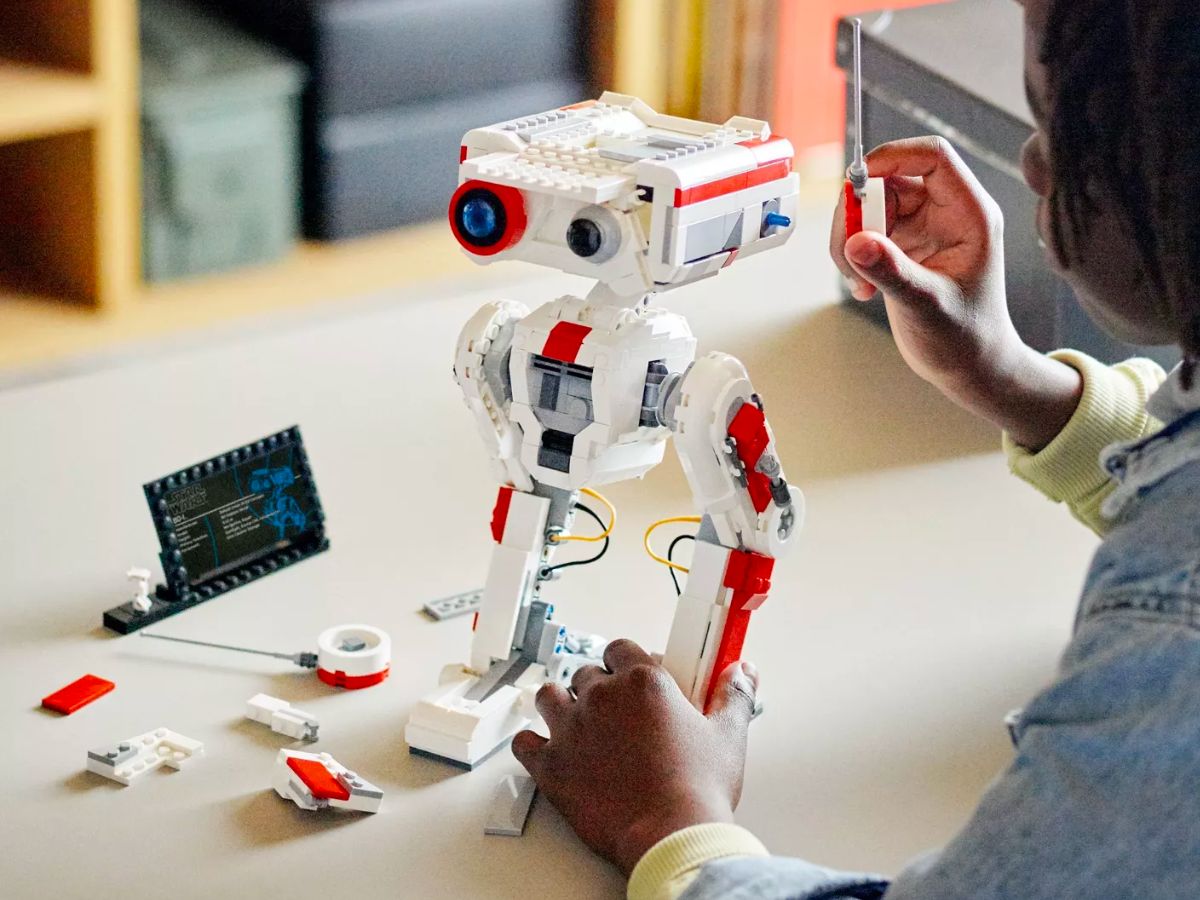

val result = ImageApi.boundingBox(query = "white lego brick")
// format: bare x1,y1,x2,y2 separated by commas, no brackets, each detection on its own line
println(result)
272,750,382,814
485,775,538,836
861,177,887,234
86,728,204,786
245,693,319,742
662,541,733,704
472,545,540,670
498,491,550,551
424,588,483,621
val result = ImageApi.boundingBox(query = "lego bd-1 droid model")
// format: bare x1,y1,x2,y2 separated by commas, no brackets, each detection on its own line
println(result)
405,91,807,768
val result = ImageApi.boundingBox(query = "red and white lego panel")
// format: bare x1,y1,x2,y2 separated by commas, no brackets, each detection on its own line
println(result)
315,624,390,689
86,728,203,786
471,491,549,671
272,750,382,813
669,352,804,558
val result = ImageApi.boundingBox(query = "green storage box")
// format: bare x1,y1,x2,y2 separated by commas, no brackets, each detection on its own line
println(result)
140,0,305,282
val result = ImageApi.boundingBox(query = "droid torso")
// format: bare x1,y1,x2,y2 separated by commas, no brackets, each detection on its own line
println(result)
506,295,697,490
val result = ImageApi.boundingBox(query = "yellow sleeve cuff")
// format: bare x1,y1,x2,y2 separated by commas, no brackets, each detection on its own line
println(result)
1003,350,1166,535
627,823,769,900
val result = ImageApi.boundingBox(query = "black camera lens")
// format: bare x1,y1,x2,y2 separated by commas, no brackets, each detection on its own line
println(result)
455,188,507,247
566,218,604,258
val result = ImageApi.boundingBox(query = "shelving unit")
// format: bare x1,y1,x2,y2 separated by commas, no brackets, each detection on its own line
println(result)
0,0,473,375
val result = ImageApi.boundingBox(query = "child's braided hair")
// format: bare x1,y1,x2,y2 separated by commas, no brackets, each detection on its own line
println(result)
1043,1,1200,386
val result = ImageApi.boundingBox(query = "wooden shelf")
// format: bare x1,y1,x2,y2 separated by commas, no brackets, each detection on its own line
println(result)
0,62,103,144
0,222,498,373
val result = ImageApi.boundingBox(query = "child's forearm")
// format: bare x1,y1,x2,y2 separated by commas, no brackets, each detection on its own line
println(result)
944,340,1083,452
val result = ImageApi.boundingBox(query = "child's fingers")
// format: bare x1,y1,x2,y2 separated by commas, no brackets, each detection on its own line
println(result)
601,638,654,673
867,137,988,210
887,175,928,221
535,682,572,731
706,661,758,737
511,729,547,776
845,231,951,310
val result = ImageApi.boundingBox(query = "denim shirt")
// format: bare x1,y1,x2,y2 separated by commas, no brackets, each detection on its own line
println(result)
682,368,1200,900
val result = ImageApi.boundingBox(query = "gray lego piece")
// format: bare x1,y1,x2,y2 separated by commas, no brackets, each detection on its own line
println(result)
484,774,538,837
423,589,483,621
683,212,743,264
520,601,553,661
463,653,524,702
87,742,138,768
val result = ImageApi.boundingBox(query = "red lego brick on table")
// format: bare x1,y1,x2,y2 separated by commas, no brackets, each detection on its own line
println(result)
287,755,350,801
41,674,115,715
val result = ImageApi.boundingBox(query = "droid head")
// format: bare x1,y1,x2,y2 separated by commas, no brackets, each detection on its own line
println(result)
450,92,799,301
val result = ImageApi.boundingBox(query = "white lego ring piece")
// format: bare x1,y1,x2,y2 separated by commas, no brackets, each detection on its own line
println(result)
316,624,391,689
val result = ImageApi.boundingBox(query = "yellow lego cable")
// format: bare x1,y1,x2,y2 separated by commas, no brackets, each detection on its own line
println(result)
550,487,616,543
644,515,702,573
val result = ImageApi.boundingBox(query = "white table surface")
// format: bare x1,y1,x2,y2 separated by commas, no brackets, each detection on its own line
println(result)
0,204,1100,899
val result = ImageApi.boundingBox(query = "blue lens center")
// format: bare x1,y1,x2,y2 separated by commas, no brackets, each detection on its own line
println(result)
462,197,499,240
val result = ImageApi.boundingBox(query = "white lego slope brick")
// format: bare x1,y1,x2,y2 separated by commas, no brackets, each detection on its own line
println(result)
498,491,550,551
406,681,531,767
662,541,733,704
245,693,319,742
485,775,538,837
472,544,541,671
86,728,204,786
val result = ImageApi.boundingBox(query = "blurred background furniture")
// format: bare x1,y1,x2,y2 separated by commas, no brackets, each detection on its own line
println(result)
206,0,590,239
837,0,1177,366
141,0,304,281
9,0,1134,377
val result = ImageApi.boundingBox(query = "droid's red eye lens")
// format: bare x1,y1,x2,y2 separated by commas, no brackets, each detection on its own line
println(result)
448,180,528,256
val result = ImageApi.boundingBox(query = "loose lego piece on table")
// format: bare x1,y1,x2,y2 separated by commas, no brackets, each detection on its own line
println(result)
484,774,538,836
86,728,204,786
315,624,391,689
42,674,115,715
245,693,319,742
272,749,382,813
104,426,330,634
139,623,390,690
424,588,484,621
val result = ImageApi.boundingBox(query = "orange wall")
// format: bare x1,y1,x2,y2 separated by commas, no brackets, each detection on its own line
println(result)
774,0,945,151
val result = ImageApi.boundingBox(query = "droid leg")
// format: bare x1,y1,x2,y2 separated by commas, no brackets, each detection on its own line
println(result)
406,483,602,768
661,352,803,712
662,526,773,711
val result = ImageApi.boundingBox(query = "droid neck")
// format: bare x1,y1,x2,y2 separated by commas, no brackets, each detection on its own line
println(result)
586,282,658,311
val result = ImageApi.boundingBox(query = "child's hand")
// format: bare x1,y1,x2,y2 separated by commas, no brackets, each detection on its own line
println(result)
830,136,1081,451
831,137,1017,398
512,639,759,875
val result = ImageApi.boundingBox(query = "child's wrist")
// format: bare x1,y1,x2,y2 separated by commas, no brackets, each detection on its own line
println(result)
615,793,735,875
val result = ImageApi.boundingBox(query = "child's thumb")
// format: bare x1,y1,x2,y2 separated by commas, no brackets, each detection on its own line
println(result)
845,231,947,309
706,661,759,734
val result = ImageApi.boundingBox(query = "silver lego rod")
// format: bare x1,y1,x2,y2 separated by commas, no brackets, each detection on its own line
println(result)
848,17,868,195
141,631,296,662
